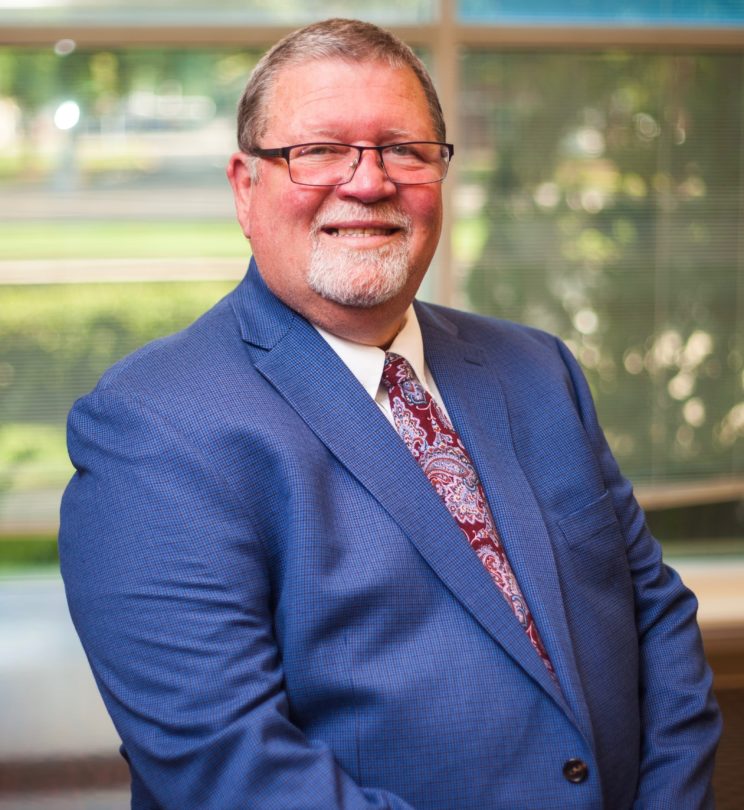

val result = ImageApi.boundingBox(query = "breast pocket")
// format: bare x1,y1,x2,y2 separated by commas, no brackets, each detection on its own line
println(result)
558,490,620,549
557,491,630,589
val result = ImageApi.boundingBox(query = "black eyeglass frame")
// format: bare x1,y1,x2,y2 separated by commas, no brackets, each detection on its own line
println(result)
246,141,455,187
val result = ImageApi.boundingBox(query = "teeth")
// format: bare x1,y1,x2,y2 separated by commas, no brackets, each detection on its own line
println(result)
327,227,393,237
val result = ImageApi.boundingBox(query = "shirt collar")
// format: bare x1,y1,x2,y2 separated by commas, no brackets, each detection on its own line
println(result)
314,305,428,398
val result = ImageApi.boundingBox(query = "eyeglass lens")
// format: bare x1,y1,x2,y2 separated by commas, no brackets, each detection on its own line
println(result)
287,143,450,186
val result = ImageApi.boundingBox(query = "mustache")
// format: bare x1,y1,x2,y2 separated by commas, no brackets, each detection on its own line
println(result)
311,204,412,235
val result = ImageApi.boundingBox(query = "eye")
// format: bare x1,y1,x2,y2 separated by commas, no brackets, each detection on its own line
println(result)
294,143,348,158
388,143,417,157
385,143,432,164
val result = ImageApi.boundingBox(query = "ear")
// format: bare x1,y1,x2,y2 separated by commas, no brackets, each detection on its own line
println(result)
226,152,255,238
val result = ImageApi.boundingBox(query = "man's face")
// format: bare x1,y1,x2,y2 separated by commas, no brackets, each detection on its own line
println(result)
228,58,444,343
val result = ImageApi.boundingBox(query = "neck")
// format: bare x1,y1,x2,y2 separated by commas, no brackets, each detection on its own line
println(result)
275,282,414,349
308,303,408,349
252,260,420,348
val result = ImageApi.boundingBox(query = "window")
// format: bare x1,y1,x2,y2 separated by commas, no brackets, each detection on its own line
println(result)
0,46,255,530
1,9,744,533
457,50,744,481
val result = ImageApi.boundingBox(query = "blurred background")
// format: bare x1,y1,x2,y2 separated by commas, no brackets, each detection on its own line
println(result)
1,1,743,807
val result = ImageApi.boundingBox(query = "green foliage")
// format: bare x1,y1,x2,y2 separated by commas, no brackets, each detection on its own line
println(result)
0,46,259,117
459,51,744,481
0,535,59,571
0,281,236,494
0,423,71,492
1,280,235,421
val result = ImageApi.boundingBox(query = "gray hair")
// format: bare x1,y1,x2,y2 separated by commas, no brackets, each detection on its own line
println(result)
236,17,446,157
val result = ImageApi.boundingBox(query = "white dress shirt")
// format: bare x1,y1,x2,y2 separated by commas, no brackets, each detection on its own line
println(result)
314,305,450,425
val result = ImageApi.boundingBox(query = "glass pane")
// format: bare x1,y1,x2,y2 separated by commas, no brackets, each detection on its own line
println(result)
0,45,259,532
0,0,435,26
0,42,433,533
459,0,744,25
0,46,257,232
457,50,744,483
0,282,237,532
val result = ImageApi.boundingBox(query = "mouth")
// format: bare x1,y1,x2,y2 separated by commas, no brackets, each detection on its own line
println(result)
322,225,402,238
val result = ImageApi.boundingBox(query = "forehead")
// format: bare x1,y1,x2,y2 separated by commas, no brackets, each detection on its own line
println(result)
262,58,435,142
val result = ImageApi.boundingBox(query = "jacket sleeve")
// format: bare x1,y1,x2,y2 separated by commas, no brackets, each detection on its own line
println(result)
555,338,722,809
59,388,416,810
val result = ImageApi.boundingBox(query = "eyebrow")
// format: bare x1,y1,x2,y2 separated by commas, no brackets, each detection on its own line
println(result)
302,127,418,142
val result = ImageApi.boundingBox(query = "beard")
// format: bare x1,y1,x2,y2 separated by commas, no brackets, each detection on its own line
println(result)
306,205,413,308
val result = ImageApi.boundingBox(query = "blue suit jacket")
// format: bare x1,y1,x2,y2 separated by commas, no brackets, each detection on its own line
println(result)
60,260,720,809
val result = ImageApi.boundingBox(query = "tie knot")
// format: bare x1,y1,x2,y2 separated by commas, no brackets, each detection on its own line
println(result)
381,352,417,391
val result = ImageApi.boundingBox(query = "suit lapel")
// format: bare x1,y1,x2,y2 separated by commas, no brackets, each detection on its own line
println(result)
418,302,593,733
231,263,579,723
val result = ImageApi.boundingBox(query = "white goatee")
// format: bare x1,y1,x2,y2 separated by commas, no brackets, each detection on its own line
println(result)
307,206,413,308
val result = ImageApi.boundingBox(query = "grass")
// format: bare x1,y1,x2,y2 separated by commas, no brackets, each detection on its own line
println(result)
0,535,59,571
0,423,72,490
0,220,247,260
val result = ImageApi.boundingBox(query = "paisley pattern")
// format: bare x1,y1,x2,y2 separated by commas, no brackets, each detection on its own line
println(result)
382,353,555,678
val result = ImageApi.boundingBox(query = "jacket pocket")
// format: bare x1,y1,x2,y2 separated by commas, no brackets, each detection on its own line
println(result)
557,490,620,550
556,489,631,591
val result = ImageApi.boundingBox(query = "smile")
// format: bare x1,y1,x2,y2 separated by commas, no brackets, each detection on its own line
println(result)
324,226,399,237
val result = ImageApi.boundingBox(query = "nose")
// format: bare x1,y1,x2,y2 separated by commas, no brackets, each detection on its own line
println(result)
335,147,397,203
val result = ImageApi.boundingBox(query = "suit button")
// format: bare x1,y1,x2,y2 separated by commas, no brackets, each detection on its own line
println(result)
563,758,588,783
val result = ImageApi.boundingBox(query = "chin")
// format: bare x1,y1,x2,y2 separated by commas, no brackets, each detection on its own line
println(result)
309,270,411,308
316,282,406,309
307,246,412,309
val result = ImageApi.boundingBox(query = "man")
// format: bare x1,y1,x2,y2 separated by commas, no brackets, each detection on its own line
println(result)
59,18,721,809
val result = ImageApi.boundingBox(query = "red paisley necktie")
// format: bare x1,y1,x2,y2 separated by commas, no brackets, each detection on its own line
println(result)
381,352,555,677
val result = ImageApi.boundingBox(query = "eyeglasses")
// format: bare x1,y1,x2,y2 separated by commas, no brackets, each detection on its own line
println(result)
247,141,454,187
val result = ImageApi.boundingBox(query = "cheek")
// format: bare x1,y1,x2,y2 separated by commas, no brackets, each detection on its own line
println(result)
252,172,321,223
408,187,443,229
251,188,317,256
280,184,327,219
411,196,443,247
